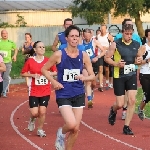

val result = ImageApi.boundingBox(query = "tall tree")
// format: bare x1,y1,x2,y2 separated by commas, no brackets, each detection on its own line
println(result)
70,0,150,37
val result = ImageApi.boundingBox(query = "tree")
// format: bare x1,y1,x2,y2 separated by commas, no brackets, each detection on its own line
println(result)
70,0,150,37
15,14,27,27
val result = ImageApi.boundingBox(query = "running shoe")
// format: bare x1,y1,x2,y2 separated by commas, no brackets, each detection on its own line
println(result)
88,100,93,108
137,106,145,121
55,128,65,150
28,118,36,132
123,126,134,135
37,129,46,137
108,106,117,125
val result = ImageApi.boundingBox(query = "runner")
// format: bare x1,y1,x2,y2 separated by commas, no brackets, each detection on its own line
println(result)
41,25,95,150
82,28,105,108
97,24,114,91
0,29,18,97
21,41,57,137
114,18,142,120
52,18,73,52
22,33,34,87
0,54,6,97
105,24,142,135
138,29,150,120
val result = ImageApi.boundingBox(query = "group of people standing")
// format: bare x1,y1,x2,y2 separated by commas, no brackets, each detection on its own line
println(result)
0,17,150,150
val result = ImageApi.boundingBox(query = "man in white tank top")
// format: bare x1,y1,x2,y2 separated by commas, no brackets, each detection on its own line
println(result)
97,24,114,92
137,29,150,121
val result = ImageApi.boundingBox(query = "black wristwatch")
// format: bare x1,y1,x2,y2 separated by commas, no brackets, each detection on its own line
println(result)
146,59,149,63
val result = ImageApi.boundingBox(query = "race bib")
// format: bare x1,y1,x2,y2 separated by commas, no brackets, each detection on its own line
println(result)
0,51,8,58
35,75,48,85
124,64,135,74
63,69,80,82
86,48,93,57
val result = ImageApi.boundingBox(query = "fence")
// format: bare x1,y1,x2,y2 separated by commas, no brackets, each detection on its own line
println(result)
1,23,150,49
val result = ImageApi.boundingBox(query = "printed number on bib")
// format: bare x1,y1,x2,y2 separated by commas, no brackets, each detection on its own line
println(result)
63,69,80,82
124,64,135,74
35,76,48,85
86,49,93,57
0,51,8,58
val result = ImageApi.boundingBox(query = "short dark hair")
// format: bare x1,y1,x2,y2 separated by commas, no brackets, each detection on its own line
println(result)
122,19,132,26
64,18,73,25
83,28,91,33
122,24,133,32
96,29,101,34
145,29,150,37
65,25,80,37
25,33,32,38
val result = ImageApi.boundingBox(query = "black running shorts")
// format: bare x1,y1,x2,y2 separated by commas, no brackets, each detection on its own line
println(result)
56,94,85,108
113,74,137,96
29,95,50,108
92,61,99,75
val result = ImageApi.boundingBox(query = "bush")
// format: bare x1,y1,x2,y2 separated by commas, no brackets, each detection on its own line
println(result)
10,46,53,78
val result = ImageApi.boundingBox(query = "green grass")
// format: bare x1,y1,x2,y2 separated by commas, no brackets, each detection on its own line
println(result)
136,88,150,118
10,46,53,78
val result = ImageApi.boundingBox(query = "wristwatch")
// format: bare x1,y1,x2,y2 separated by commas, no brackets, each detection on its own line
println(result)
146,59,149,63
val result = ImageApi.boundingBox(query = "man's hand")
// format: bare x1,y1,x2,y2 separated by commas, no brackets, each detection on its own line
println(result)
75,74,87,82
12,55,17,62
136,56,143,64
116,59,126,68
91,57,98,63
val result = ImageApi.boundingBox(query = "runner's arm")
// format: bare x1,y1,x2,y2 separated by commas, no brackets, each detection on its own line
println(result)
41,51,61,83
95,40,106,58
52,35,59,52
104,42,118,66
83,52,95,81
135,45,145,65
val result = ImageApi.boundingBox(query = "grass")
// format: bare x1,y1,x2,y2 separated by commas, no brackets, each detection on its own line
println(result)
136,88,150,118
10,46,53,78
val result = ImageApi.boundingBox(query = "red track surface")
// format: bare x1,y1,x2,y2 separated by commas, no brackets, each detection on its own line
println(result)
0,82,149,150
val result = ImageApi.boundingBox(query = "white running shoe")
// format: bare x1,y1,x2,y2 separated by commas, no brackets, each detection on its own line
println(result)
55,128,65,150
37,129,46,137
28,118,36,132
108,84,113,88
122,111,127,120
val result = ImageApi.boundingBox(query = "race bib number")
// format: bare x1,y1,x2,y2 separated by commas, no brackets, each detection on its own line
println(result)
63,69,80,82
86,48,93,57
0,51,8,58
124,64,135,74
35,76,48,85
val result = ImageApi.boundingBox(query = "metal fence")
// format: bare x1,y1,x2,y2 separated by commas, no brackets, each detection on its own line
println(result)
1,23,150,49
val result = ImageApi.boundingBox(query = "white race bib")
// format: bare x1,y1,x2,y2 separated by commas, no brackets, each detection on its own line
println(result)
86,48,93,57
35,75,48,85
124,64,135,74
63,69,80,82
0,51,8,58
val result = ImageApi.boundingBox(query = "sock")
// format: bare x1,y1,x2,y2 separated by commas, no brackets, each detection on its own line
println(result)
87,96,92,101
123,106,127,111
106,80,109,84
124,125,129,128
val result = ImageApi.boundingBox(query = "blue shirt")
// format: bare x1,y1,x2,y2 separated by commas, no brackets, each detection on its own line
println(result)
58,32,67,45
59,44,85,51
83,40,96,60
114,33,142,45
56,49,84,98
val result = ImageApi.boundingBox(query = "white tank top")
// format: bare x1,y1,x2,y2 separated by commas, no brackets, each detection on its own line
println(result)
97,33,110,47
140,43,150,74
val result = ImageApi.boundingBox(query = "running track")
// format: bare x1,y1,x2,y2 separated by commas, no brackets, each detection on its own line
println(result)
0,83,149,150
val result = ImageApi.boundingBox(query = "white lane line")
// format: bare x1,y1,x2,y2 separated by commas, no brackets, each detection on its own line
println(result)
10,100,43,150
81,121,142,150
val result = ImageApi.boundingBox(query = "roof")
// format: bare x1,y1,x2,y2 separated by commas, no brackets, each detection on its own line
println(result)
0,0,72,11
